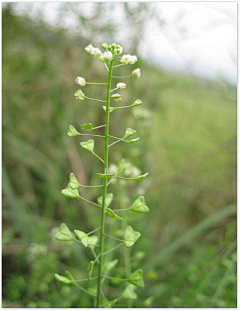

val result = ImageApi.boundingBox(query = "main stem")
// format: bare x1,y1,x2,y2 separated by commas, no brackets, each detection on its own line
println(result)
96,61,113,307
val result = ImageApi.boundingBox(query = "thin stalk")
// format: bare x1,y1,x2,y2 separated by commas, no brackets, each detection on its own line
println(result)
84,96,107,103
75,283,97,297
79,134,105,138
101,275,127,281
79,196,101,208
92,124,106,130
112,64,125,69
92,151,105,163
112,76,131,79
103,233,123,242
86,82,107,85
103,243,122,256
96,61,113,307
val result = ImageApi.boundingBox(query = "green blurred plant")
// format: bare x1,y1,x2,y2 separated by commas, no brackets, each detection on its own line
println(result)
54,43,149,307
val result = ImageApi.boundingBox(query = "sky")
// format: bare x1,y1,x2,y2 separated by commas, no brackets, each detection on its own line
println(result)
6,2,237,85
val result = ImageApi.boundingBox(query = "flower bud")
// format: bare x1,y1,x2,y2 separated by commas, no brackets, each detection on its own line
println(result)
111,93,122,102
102,51,113,62
75,77,86,87
117,82,126,89
131,99,142,107
85,44,94,54
74,89,85,100
132,68,141,79
102,43,108,49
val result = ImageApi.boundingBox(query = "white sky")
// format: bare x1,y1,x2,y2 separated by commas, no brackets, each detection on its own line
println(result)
6,2,237,85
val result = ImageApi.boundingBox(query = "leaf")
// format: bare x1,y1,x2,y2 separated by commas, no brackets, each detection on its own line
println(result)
80,123,93,131
107,208,123,221
69,173,81,189
128,269,144,288
67,125,80,137
54,273,72,285
123,225,141,248
97,193,113,209
143,296,154,307
104,259,119,272
88,261,94,281
132,172,148,180
55,223,74,241
80,139,94,153
122,285,138,300
104,299,118,308
124,128,136,138
117,159,124,175
130,196,149,213
126,138,139,143
88,235,98,250
61,187,80,199
96,173,114,179
74,230,88,247
64,271,75,283
102,106,115,113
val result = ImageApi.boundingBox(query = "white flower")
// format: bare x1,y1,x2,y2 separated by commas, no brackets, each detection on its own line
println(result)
120,54,131,64
111,93,122,102
92,48,101,57
102,51,113,62
129,55,137,64
120,54,137,65
85,44,94,54
75,77,86,87
117,82,126,89
74,89,85,100
132,68,141,79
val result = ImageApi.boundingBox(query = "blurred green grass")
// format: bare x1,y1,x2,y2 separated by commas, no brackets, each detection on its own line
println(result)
2,4,236,308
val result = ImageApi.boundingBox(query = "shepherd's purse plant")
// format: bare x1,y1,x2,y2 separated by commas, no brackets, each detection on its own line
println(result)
54,43,149,308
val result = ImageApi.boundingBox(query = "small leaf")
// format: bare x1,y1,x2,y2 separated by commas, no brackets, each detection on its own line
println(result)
102,106,115,113
124,128,136,138
80,139,94,153
128,269,144,288
126,138,139,143
107,208,123,221
67,125,80,137
96,173,114,179
97,193,113,209
117,159,124,175
55,223,74,241
104,299,118,308
143,296,154,307
69,173,81,189
54,273,72,285
88,235,98,250
74,230,88,247
130,196,149,213
122,285,138,300
88,261,94,281
132,172,148,181
104,259,119,272
61,187,80,199
64,271,75,283
80,123,93,131
123,225,141,248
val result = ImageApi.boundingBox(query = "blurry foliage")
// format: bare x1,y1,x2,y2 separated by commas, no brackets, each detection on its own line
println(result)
2,3,236,308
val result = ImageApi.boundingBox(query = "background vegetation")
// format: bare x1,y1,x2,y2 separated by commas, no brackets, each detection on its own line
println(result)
2,3,237,308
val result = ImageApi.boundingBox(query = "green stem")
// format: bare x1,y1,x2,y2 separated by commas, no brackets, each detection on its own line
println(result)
96,61,113,307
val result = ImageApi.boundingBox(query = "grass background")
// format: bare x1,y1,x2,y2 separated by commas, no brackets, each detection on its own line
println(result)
2,3,237,308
